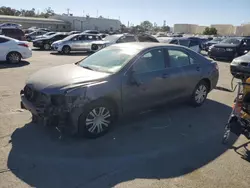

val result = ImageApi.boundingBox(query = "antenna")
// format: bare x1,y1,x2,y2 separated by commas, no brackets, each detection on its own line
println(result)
97,10,98,17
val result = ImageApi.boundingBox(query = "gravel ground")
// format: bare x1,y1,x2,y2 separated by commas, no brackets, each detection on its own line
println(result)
0,47,250,188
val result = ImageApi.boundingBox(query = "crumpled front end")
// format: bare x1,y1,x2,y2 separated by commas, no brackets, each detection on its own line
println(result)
20,84,88,135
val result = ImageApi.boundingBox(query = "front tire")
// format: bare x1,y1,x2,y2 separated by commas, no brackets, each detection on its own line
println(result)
62,46,71,54
78,100,115,138
190,81,208,107
7,52,21,64
43,43,51,50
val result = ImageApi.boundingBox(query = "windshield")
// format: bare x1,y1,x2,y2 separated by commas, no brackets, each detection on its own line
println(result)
62,34,78,41
212,38,223,42
179,39,190,47
221,38,242,45
78,47,139,73
103,35,121,42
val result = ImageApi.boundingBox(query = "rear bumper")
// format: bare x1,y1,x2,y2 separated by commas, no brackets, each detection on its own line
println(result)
21,49,32,59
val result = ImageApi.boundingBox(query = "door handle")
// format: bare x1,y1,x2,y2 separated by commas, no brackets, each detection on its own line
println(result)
196,67,201,71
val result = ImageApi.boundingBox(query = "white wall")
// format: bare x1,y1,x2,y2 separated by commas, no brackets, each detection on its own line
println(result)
50,15,121,31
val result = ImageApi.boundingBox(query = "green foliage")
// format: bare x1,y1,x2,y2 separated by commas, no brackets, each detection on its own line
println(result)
203,27,217,35
0,6,55,18
140,21,153,31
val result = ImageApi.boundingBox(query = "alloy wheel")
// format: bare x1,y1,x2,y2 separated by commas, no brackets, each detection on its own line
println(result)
8,52,20,63
195,85,207,104
85,107,111,134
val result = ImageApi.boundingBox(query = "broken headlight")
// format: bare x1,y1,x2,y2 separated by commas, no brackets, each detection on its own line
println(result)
51,95,78,106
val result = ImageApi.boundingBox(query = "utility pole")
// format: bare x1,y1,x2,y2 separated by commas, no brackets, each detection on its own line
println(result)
163,20,166,27
66,8,70,16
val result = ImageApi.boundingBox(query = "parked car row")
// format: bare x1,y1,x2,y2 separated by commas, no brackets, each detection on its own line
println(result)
33,33,159,54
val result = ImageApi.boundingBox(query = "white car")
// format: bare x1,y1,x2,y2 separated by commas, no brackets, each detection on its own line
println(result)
0,35,32,63
0,23,22,29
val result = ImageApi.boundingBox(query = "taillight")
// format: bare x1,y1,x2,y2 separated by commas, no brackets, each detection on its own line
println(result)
18,43,29,48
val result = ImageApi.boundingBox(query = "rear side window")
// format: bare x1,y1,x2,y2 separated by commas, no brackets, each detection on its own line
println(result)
168,49,190,67
169,40,178,44
189,40,200,47
133,48,165,73
0,37,9,43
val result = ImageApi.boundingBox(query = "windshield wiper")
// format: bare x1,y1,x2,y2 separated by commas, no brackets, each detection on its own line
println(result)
81,65,94,70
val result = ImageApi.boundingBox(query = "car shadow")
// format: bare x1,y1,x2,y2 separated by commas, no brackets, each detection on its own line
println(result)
50,51,93,56
7,99,238,188
0,61,30,69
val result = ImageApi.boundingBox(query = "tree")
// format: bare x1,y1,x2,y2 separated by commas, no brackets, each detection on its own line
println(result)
203,27,217,35
161,25,170,32
0,6,16,15
140,20,153,31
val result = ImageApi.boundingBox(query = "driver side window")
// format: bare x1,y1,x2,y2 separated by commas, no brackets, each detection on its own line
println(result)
133,49,165,74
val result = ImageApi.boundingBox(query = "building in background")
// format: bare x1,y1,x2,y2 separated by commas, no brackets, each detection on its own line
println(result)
196,26,206,34
50,14,121,32
0,15,70,31
210,24,235,36
241,23,250,36
173,24,198,34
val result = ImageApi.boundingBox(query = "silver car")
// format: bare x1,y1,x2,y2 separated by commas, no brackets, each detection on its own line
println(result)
51,33,102,54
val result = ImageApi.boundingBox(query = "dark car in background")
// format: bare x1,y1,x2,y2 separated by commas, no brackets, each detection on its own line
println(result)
203,38,223,51
33,33,69,50
20,43,219,138
0,28,25,40
208,37,250,60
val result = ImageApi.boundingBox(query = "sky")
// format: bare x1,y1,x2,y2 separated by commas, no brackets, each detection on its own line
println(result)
2,0,250,27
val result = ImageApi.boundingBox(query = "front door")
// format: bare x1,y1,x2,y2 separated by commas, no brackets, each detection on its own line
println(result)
122,48,169,112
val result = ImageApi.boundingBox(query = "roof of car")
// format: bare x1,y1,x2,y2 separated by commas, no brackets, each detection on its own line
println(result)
111,42,182,50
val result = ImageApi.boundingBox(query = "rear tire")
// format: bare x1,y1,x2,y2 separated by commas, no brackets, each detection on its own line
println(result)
190,81,209,107
62,46,71,54
7,52,21,64
78,100,115,138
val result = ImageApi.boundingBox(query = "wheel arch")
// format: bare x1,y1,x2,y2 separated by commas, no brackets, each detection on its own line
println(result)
200,78,211,92
6,51,22,59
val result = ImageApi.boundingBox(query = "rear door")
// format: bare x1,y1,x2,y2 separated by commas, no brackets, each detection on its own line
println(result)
166,47,203,96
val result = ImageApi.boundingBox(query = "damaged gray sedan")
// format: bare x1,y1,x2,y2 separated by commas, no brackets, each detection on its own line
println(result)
20,43,219,138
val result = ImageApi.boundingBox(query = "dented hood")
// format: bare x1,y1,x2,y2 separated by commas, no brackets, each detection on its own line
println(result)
26,64,109,93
